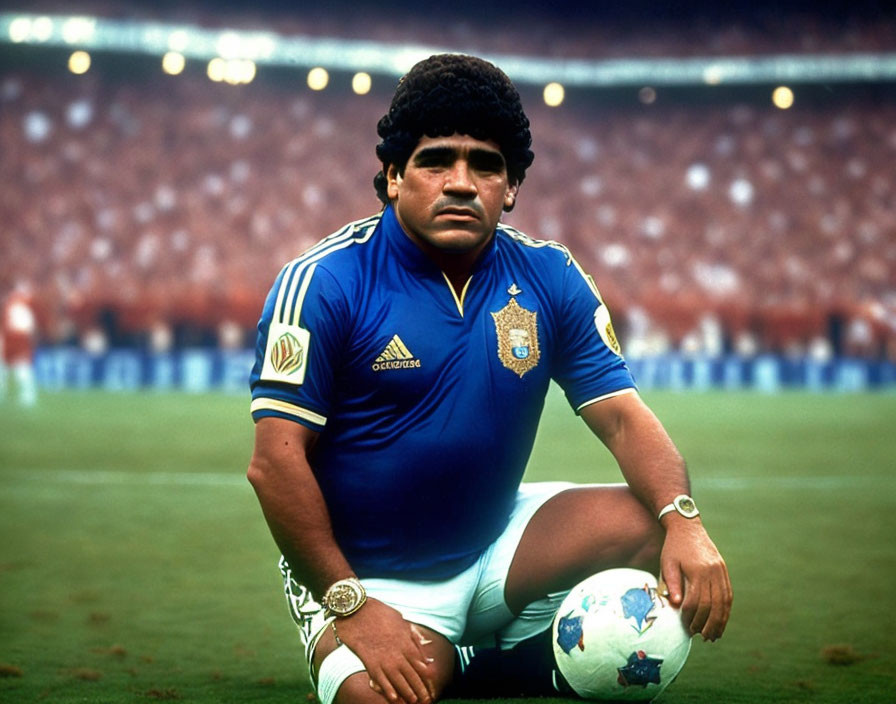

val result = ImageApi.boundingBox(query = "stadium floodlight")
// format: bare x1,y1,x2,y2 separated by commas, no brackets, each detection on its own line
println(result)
207,57,225,82
351,71,372,95
68,49,90,74
3,12,896,87
162,51,185,75
772,85,795,109
307,66,329,91
543,81,565,107
206,57,255,84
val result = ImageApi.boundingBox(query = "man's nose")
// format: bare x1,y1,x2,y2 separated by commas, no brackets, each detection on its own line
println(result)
444,160,477,194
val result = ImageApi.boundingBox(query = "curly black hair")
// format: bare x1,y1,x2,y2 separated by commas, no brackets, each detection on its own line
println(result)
373,54,534,208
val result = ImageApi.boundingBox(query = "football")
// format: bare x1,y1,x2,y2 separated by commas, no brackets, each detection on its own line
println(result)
552,568,692,701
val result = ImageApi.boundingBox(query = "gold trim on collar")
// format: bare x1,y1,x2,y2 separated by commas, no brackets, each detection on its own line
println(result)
442,273,472,317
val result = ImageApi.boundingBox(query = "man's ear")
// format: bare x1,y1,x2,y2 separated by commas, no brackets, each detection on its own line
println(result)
386,164,402,201
503,183,520,212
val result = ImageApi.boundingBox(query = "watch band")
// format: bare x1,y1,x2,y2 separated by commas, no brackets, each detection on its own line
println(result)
657,503,676,520
657,494,700,521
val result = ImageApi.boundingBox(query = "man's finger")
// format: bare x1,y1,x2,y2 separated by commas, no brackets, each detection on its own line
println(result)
390,661,432,704
679,577,702,632
703,574,733,641
661,562,684,607
688,583,713,638
406,625,436,698
370,669,400,703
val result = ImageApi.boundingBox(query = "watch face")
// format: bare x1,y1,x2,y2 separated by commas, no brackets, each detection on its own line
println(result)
325,580,365,615
675,496,698,517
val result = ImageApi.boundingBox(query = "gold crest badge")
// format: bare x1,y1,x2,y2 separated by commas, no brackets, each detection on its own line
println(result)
491,298,540,378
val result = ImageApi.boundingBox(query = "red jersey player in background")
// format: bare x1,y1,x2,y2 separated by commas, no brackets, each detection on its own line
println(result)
1,282,38,408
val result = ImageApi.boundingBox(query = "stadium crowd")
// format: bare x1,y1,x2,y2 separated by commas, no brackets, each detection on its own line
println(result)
17,0,896,59
2,7,895,361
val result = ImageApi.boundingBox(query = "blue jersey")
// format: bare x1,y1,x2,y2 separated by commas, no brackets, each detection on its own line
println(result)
250,205,635,579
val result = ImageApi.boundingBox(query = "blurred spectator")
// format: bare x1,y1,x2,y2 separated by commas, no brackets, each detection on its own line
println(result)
1,281,39,407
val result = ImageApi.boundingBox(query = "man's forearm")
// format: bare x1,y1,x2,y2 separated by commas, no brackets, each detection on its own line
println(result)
580,392,690,516
248,420,440,702
247,418,352,596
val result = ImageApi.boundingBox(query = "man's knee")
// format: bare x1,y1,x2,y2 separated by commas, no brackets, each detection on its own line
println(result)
313,624,454,704
332,672,384,704
507,484,666,610
325,648,453,704
623,491,664,571
631,515,664,571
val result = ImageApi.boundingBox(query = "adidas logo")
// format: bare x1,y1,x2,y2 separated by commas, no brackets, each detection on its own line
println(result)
372,335,422,371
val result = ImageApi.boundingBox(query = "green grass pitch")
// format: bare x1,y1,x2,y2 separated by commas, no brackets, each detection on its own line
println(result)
2,387,895,703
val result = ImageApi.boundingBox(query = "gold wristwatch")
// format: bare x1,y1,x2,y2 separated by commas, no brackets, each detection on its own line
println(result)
321,577,367,617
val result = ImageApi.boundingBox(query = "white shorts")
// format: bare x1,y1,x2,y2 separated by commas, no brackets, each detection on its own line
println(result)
279,481,583,702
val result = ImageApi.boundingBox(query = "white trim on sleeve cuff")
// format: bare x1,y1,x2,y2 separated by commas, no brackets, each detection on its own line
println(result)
575,386,637,413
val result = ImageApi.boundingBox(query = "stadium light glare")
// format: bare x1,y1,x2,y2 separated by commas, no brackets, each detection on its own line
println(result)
4,13,896,88
245,33,276,60
703,65,725,85
62,17,95,44
213,30,276,61
167,29,189,52
772,85,795,109
162,51,185,75
68,50,91,74
352,71,372,95
32,16,53,42
216,31,242,59
307,66,329,91
8,17,30,42
543,81,565,107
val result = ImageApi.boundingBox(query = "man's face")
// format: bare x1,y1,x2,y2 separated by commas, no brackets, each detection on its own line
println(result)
387,134,518,260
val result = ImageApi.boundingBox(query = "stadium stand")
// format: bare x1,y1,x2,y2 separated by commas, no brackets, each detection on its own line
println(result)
14,0,896,57
2,4,895,367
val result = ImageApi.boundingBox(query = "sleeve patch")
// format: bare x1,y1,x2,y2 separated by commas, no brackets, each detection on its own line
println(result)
261,321,311,385
594,304,622,357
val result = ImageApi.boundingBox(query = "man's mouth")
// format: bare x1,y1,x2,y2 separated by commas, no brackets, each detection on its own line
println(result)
436,206,480,220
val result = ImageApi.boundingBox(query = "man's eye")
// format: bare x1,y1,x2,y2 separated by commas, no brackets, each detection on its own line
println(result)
472,155,505,173
414,150,454,169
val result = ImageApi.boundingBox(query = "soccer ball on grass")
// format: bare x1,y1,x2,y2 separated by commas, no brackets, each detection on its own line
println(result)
552,568,692,701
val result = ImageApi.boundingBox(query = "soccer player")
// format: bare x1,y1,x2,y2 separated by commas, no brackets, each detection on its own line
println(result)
1,282,38,408
247,54,731,704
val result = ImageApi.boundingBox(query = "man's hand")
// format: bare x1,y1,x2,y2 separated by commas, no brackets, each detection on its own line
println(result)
660,517,732,642
334,598,435,704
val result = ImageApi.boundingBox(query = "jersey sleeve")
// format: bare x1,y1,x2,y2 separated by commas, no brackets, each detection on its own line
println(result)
551,254,637,413
249,260,348,431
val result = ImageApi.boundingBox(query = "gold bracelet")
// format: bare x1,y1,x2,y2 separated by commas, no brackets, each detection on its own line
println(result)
331,620,343,647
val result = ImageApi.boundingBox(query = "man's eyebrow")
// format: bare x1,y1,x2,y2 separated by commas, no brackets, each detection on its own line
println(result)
412,145,506,165
469,148,507,168
412,146,458,164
